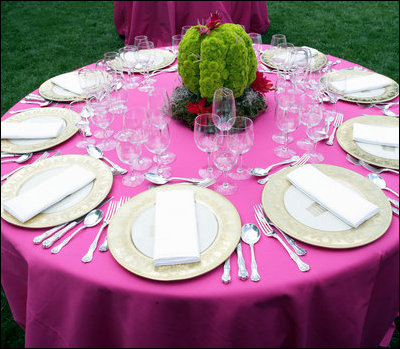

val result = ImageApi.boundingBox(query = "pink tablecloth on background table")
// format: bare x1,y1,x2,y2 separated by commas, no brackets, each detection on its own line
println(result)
114,1,270,47
1,46,399,348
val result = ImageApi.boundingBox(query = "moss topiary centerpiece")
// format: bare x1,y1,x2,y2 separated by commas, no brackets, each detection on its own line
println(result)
171,13,273,129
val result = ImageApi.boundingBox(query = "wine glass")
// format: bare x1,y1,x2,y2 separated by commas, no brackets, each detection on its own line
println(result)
78,67,100,99
193,114,223,179
274,90,301,158
227,117,254,180
289,47,311,87
145,121,172,178
248,32,262,57
270,34,286,48
212,134,238,196
323,67,347,112
306,110,331,163
124,107,153,171
115,130,143,187
212,87,236,134
181,25,192,36
136,40,156,93
171,34,183,55
118,45,139,89
147,88,176,165
69,100,96,148
134,35,148,46
90,96,116,152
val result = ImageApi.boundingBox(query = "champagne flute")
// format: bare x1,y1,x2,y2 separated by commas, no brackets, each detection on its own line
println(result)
212,87,236,135
306,110,331,163
212,134,238,196
227,117,254,180
194,114,223,179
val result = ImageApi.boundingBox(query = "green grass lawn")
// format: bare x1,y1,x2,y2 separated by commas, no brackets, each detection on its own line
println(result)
1,1,398,348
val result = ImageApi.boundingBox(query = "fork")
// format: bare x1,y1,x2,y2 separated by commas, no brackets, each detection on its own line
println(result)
254,205,310,272
20,100,52,107
1,151,56,181
326,113,343,146
81,201,119,263
346,154,399,175
98,196,129,252
258,153,310,185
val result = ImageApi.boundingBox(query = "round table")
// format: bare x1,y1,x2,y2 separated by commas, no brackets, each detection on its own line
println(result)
1,46,399,348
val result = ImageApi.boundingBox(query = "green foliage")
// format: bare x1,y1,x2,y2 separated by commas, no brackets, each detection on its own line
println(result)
177,23,258,100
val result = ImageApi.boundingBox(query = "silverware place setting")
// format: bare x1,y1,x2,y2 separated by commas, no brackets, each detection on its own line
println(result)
86,144,128,175
326,112,343,146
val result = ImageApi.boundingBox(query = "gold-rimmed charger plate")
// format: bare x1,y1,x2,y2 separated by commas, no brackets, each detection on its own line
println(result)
260,47,327,72
1,154,113,228
337,115,399,170
1,107,80,154
322,68,399,104
111,48,176,73
107,184,241,281
262,164,392,249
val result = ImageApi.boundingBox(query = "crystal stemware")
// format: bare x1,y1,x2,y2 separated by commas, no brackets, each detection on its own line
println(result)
136,40,156,93
69,100,96,148
90,96,116,152
306,110,331,163
118,45,140,89
212,87,236,134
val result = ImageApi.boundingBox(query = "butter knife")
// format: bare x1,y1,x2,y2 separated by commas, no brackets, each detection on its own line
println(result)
236,242,249,280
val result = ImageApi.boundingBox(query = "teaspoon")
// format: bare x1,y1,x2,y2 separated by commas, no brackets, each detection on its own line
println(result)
86,144,127,175
1,153,33,164
367,173,399,198
241,223,261,282
144,172,204,185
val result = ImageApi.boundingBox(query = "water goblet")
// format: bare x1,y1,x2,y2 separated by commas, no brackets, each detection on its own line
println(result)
306,110,331,163
227,117,254,180
212,134,238,196
90,97,116,152
193,114,223,179
212,87,236,135
115,130,144,187
274,90,301,158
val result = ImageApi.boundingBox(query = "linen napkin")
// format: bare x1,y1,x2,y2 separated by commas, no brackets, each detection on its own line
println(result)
353,123,399,147
273,46,318,65
286,165,380,228
3,165,96,223
1,118,65,139
329,72,392,94
153,190,200,266
50,72,84,95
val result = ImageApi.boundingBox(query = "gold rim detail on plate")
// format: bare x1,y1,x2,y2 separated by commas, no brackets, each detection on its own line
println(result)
111,49,176,73
260,47,327,73
1,154,113,228
1,107,80,154
337,115,399,170
262,164,392,249
107,184,241,281
322,68,399,104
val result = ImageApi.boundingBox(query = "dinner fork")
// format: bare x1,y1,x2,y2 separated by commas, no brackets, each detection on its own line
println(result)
81,200,119,263
1,151,56,181
346,154,399,175
98,196,129,252
326,113,343,146
257,153,310,185
253,205,310,272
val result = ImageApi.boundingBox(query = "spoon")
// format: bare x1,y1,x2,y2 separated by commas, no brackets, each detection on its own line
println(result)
51,209,104,254
250,155,299,177
20,100,52,107
144,172,204,185
367,173,399,198
241,223,261,282
86,144,127,175
1,153,33,164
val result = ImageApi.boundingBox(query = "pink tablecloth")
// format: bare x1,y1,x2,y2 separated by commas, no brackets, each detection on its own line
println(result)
1,46,399,348
114,1,270,47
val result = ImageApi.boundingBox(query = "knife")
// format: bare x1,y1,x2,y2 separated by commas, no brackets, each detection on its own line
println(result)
1,149,56,158
35,196,113,247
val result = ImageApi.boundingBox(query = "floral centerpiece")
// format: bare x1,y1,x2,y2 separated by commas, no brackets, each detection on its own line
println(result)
171,13,273,129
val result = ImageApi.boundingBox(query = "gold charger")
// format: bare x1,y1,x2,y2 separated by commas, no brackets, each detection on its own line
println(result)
1,154,113,228
1,107,80,154
107,184,241,281
337,115,399,170
322,68,399,104
262,164,392,249
260,47,327,72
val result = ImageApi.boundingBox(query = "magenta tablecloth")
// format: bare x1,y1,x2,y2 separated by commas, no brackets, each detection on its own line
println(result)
1,46,399,348
114,1,270,47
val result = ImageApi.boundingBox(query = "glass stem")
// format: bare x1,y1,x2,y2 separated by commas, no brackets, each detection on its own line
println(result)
283,132,289,152
312,140,318,155
222,170,229,187
237,154,244,173
206,152,213,173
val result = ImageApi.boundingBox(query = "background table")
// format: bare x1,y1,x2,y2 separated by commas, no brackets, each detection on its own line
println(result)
1,47,399,348
114,1,270,47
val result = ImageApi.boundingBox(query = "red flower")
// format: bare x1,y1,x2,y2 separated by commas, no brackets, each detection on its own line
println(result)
196,12,223,38
250,71,274,94
185,98,212,115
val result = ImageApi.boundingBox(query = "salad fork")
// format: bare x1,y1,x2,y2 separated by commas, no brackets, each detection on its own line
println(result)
253,205,310,272
81,200,119,263
346,154,399,175
257,153,310,185
326,113,343,146
98,196,129,252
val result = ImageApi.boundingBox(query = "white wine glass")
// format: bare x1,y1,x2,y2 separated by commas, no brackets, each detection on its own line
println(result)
118,45,139,89
193,114,223,179
227,117,254,180
248,32,262,57
90,97,116,152
212,87,236,134
306,110,331,163
136,40,156,93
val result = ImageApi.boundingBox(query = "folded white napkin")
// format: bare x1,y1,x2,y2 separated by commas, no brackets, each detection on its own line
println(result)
50,72,84,95
153,190,200,266
286,165,380,228
353,123,399,147
329,72,392,94
3,165,96,223
273,46,318,65
1,118,65,139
